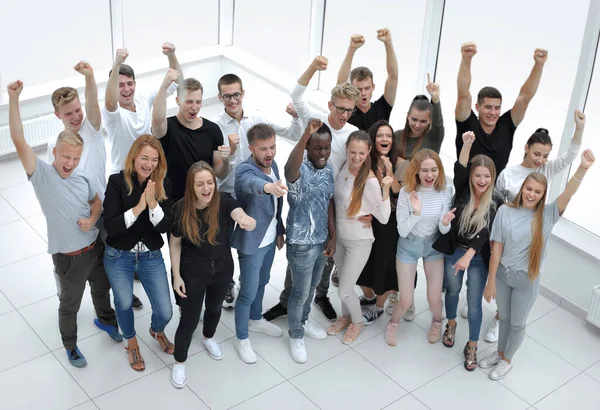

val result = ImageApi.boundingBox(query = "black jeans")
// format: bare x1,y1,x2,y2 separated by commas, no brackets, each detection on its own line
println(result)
174,254,233,362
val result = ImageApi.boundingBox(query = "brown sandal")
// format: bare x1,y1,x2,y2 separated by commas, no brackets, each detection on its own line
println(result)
463,342,478,371
125,346,145,372
443,322,456,348
150,327,174,355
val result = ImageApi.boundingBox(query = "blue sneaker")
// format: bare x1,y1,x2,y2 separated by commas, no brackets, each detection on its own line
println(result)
94,318,123,342
67,346,87,368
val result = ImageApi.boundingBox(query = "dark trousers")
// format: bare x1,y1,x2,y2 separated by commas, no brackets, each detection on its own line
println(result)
279,255,334,308
174,255,233,362
52,236,117,350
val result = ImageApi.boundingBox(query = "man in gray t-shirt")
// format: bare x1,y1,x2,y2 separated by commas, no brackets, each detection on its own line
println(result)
8,80,119,368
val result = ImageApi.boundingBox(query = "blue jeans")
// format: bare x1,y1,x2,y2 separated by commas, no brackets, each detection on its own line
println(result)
104,245,173,339
287,243,325,339
444,248,488,342
235,241,276,339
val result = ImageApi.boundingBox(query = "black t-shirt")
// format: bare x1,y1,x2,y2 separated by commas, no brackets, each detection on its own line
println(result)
455,110,516,177
160,116,224,201
171,192,239,261
348,95,393,131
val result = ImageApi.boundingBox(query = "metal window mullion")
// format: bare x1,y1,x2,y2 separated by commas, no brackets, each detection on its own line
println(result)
309,0,327,91
415,0,445,95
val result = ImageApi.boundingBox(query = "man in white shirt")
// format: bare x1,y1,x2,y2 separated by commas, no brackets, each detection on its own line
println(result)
214,73,302,309
103,42,182,174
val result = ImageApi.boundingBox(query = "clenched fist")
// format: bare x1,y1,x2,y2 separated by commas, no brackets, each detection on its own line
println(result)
349,34,365,49
461,42,477,59
311,56,328,71
376,28,392,44
74,61,94,76
115,48,129,65
162,42,176,56
7,80,24,99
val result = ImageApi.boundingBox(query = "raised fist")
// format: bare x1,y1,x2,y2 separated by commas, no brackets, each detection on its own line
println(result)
461,42,477,59
162,42,176,56
218,145,231,159
574,109,586,128
533,48,548,65
7,80,23,99
311,56,328,71
115,48,129,65
305,118,322,136
349,34,365,49
462,131,476,145
74,61,94,76
376,28,392,44
581,149,595,169
163,68,180,85
382,175,394,187
286,102,299,118
228,133,240,150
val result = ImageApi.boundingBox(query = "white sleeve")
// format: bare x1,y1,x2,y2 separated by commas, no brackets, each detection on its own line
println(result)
124,209,137,229
81,118,105,142
363,178,391,225
290,83,326,124
148,203,165,226
544,142,581,180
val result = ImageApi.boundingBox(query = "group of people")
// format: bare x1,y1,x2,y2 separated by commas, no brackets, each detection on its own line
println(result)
6,31,595,390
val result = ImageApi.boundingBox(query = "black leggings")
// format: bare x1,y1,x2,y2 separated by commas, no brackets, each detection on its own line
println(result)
173,255,233,362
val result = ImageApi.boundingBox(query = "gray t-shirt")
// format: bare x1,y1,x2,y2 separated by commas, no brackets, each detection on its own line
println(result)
29,158,98,254
490,202,561,273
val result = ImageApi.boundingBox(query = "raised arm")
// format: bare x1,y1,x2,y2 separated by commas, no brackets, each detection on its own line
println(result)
336,34,364,85
212,149,230,179
7,81,37,176
152,68,180,138
162,42,184,84
285,119,321,182
459,131,475,167
291,56,328,122
105,48,129,112
456,42,476,122
74,61,101,130
511,48,548,126
546,110,585,176
556,149,595,215
378,28,399,106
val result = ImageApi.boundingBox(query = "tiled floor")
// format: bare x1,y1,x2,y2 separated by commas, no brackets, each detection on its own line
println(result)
1,147,600,410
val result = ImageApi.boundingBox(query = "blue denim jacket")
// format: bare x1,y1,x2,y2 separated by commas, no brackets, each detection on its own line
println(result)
232,156,285,254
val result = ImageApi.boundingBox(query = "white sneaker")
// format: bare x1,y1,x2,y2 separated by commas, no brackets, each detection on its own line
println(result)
235,338,257,364
484,318,499,343
460,298,469,319
479,351,502,369
249,318,283,337
289,338,307,363
171,363,186,389
403,304,416,321
386,293,398,316
303,319,327,340
202,338,223,361
489,359,513,380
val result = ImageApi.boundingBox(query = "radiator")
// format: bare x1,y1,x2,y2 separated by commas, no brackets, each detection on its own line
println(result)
0,114,63,156
586,284,600,328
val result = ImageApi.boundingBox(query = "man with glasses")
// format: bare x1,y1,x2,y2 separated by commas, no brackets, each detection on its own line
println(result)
214,73,303,308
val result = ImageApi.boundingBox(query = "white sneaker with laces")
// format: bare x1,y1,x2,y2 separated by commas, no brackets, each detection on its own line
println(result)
484,318,499,343
403,304,416,321
248,318,284,337
303,319,327,340
235,338,257,364
489,359,513,380
202,337,223,360
460,298,469,319
479,351,502,369
386,293,398,316
289,338,308,363
171,363,186,389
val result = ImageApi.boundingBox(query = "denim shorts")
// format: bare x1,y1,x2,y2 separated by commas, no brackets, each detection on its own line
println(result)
396,233,443,264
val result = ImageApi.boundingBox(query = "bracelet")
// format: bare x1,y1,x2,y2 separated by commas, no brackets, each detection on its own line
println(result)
580,165,590,170
573,175,582,183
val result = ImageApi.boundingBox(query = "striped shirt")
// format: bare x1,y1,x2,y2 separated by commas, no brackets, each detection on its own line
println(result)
396,185,453,238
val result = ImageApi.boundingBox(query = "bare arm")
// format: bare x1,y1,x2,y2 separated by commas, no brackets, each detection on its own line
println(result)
105,49,129,112
456,42,476,122
378,28,399,106
459,131,475,167
556,150,595,215
7,81,37,176
336,35,364,84
89,194,102,224
511,48,548,126
74,61,101,130
151,68,180,138
212,150,230,179
162,42,184,84
285,119,321,182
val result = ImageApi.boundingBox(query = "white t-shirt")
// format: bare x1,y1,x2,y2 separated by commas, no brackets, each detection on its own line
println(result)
258,169,278,248
102,83,177,174
47,118,107,201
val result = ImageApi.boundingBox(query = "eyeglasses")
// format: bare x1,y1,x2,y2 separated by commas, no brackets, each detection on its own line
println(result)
221,92,243,102
331,100,356,115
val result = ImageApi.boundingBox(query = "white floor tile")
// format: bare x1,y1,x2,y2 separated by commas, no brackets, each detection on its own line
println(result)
0,158,29,190
354,321,462,392
71,402,99,410
0,253,56,308
94,367,208,409
0,291,14,315
25,212,48,242
184,338,285,410
19,292,102,351
0,220,47,268
384,394,430,410
535,373,600,410
231,382,318,410
584,360,600,383
0,194,21,226
291,349,407,410
0,353,89,410
52,332,166,398
526,294,559,324
527,308,600,370
0,182,42,218
0,311,48,371
413,365,529,410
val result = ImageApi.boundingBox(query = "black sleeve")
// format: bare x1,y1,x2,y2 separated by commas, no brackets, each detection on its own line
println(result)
455,110,477,158
502,109,518,138
170,199,183,238
212,123,224,151
375,95,393,121
153,177,173,233
466,227,490,254
103,173,129,237
221,192,241,217
453,161,470,196
428,102,445,153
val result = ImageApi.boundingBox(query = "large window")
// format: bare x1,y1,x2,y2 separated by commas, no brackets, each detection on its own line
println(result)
320,0,428,129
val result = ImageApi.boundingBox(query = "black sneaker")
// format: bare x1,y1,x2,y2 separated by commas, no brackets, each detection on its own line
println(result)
362,306,383,326
263,303,287,322
331,268,339,287
359,295,377,307
314,296,337,322
222,281,236,308
132,295,143,310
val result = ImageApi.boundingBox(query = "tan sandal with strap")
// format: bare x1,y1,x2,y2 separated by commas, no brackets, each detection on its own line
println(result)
443,322,456,348
463,342,478,371
124,346,145,372
150,327,175,355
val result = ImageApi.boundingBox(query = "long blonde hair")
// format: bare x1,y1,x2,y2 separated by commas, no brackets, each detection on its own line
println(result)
123,135,167,201
509,172,548,281
457,155,497,239
346,131,372,217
